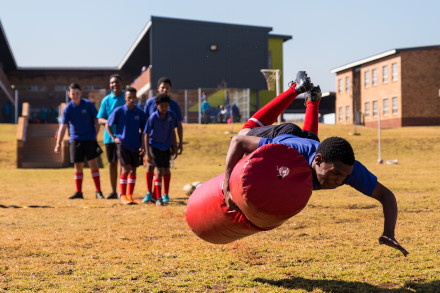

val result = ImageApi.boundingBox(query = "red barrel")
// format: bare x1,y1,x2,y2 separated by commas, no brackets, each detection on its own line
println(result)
185,144,312,244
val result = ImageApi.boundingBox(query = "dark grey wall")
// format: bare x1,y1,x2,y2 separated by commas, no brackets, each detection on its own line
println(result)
150,17,269,90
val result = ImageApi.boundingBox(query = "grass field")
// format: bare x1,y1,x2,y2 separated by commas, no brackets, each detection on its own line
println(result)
0,122,439,292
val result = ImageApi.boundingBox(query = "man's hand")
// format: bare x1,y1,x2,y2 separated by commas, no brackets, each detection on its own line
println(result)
114,137,121,144
177,142,183,154
54,144,61,153
379,235,409,257
224,189,240,211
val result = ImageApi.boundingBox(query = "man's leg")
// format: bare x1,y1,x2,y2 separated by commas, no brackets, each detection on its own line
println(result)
240,71,313,135
302,86,322,136
88,158,104,199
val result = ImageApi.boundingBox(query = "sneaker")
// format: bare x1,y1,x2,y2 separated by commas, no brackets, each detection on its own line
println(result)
289,71,314,94
304,85,322,106
142,192,152,203
156,198,164,206
68,192,84,199
120,195,134,205
106,192,118,199
95,191,105,199
162,193,170,203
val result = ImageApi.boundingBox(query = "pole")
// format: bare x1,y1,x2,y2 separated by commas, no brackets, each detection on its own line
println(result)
14,89,18,124
378,107,383,164
65,90,68,104
184,90,188,123
198,88,201,124
275,70,281,124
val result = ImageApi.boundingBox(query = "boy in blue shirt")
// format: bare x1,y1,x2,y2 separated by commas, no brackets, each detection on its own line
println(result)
54,83,103,199
97,74,126,199
105,87,146,205
223,71,408,257
143,77,183,200
143,94,178,205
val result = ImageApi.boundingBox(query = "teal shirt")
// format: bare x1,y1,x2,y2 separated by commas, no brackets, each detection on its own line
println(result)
97,90,125,144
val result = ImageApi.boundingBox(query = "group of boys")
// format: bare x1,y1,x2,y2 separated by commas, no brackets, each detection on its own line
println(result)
54,75,183,206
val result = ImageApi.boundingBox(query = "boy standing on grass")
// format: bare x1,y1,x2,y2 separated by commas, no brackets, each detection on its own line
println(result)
105,87,146,205
143,94,178,205
54,83,103,199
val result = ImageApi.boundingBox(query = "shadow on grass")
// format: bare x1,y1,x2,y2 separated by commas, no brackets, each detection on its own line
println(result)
0,204,53,208
255,277,440,292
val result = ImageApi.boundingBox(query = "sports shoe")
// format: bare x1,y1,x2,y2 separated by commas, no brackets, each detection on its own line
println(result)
120,195,135,205
106,192,118,199
95,191,105,199
162,193,170,203
289,71,314,94
68,192,84,199
156,198,164,206
142,192,152,203
304,85,322,106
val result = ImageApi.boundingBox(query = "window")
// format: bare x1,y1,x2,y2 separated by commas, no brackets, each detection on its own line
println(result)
346,105,350,122
372,69,377,86
28,85,46,92
373,101,378,117
392,97,398,114
54,85,67,92
383,66,388,83
392,63,398,81
383,99,389,116
365,102,370,118
338,107,343,122
338,79,342,93
345,76,350,92
365,71,370,87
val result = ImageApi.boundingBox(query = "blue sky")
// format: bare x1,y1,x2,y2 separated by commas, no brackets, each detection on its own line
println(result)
1,0,439,92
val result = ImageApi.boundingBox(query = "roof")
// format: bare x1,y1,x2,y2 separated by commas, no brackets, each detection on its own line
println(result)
268,34,292,42
331,44,440,73
0,19,17,73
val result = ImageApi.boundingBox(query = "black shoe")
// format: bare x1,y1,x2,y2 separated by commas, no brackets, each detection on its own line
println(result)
289,71,314,94
156,198,164,206
96,191,104,199
106,192,118,199
69,192,84,199
304,86,322,106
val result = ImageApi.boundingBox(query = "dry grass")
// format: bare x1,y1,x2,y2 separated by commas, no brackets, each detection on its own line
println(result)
0,122,440,292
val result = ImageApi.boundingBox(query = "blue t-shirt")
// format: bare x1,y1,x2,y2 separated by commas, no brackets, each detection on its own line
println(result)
144,110,178,151
144,96,183,122
107,105,147,152
61,98,97,142
258,134,378,196
201,100,210,114
97,90,125,144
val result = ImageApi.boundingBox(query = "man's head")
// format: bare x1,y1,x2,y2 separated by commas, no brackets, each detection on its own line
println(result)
125,87,137,109
109,74,123,96
312,136,355,189
155,93,170,115
157,77,172,94
68,83,82,105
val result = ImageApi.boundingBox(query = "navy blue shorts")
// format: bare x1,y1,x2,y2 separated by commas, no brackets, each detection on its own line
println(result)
70,140,103,163
116,144,141,167
246,123,320,142
151,147,171,168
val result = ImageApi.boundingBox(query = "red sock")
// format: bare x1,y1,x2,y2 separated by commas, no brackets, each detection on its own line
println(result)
242,86,298,129
163,173,171,195
91,169,101,192
120,174,127,196
303,100,320,136
74,172,83,193
154,177,162,199
146,172,154,193
128,174,136,196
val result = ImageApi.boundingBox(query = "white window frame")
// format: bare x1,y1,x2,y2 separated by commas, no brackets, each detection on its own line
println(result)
338,79,342,93
373,101,378,117
392,97,398,114
392,63,398,81
365,102,370,118
338,107,343,122
365,71,370,88
345,105,350,122
372,69,377,86
383,99,389,116
345,76,350,92
383,66,388,83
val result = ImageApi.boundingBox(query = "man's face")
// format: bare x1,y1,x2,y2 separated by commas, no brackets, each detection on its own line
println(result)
110,77,122,95
68,89,81,104
157,82,171,94
314,155,353,189
125,91,137,109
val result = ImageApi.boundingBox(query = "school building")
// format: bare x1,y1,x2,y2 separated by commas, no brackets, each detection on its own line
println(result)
331,45,440,128
0,16,298,124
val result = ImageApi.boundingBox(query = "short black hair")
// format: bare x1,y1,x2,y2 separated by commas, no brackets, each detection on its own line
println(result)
109,74,122,82
155,93,170,105
125,86,137,95
157,77,172,88
69,83,81,91
317,136,355,166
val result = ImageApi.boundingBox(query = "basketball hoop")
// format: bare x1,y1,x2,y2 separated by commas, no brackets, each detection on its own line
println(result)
260,69,280,91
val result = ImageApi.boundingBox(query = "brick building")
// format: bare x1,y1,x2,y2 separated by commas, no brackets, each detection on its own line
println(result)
331,45,440,128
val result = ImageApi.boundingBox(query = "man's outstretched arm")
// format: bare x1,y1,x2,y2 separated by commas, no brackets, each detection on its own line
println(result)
223,135,262,210
370,181,409,256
